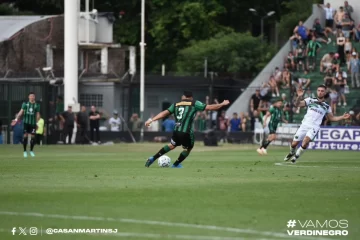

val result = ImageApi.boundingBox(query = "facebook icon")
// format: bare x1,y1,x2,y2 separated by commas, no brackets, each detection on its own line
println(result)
11,227,16,235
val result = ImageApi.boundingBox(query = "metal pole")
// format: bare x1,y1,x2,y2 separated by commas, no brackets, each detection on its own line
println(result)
140,0,145,142
7,84,12,144
86,0,89,43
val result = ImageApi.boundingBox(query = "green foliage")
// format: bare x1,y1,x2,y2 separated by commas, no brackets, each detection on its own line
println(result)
278,0,322,37
176,32,276,74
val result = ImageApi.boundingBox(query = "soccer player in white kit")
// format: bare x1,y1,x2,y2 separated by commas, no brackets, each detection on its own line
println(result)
284,85,350,163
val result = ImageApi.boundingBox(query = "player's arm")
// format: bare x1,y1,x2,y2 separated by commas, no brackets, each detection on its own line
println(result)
205,100,230,111
327,112,350,122
294,88,306,108
145,110,171,127
36,112,40,122
15,109,24,120
12,103,25,125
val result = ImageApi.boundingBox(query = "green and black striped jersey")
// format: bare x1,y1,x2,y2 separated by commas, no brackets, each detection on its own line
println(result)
21,101,40,125
167,100,207,133
269,105,282,125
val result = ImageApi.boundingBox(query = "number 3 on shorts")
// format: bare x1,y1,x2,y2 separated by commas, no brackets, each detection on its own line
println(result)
177,107,184,120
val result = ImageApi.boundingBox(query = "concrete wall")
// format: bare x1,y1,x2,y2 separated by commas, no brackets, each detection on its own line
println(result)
226,5,325,116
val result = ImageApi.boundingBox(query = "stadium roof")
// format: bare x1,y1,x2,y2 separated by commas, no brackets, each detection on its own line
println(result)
0,15,53,42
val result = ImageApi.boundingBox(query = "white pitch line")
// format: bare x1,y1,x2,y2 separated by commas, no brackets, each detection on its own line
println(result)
275,163,360,169
0,211,333,240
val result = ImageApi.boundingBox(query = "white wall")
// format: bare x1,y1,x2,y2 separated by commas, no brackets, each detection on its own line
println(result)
78,17,96,42
226,5,324,116
96,17,113,43
326,0,360,25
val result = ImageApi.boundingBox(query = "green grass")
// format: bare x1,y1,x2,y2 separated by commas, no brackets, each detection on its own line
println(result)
0,143,359,240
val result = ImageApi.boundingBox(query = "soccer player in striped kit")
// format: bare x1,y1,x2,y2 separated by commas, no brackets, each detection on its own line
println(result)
144,91,229,168
12,92,40,158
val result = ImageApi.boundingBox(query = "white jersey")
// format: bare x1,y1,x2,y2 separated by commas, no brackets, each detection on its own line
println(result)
109,117,121,131
301,97,331,127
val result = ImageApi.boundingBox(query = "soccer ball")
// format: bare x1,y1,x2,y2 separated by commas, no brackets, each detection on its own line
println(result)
158,155,171,168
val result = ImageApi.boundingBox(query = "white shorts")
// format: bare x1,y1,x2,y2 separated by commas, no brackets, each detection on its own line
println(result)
293,124,320,141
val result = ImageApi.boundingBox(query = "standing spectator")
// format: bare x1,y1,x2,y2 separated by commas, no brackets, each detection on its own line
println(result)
293,21,308,42
12,116,23,144
329,88,339,114
349,52,360,88
337,32,346,65
345,38,352,63
285,52,296,71
147,114,159,132
89,105,101,143
60,106,75,144
282,68,291,88
229,113,241,132
108,110,121,132
344,1,354,21
130,113,142,132
306,35,322,70
250,110,262,131
318,3,336,29
218,111,228,143
162,115,175,132
35,114,45,145
77,106,90,144
250,89,261,114
269,75,280,97
334,74,347,106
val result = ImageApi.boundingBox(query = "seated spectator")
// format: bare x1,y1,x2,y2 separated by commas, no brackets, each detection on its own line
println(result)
274,67,282,84
320,52,334,72
332,53,340,72
298,70,311,89
282,68,291,88
334,74,347,106
229,113,241,132
258,100,270,119
329,88,339,114
268,75,280,97
289,33,302,54
354,24,360,42
285,52,296,71
304,88,315,98
240,112,250,132
295,40,306,71
345,37,352,63
324,70,335,88
349,52,360,88
335,68,348,80
313,18,332,43
250,89,261,114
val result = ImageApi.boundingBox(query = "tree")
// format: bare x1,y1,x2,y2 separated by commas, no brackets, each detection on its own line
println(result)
176,32,276,75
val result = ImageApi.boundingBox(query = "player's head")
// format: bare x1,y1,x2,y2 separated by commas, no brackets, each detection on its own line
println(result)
273,99,283,108
28,92,35,102
182,91,193,101
81,106,86,112
316,84,327,99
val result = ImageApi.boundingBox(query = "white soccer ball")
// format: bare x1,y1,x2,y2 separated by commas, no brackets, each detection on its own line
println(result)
158,155,171,168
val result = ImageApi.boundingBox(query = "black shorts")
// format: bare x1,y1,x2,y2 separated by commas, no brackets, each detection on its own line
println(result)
325,19,334,28
170,131,194,149
268,121,278,134
24,123,36,135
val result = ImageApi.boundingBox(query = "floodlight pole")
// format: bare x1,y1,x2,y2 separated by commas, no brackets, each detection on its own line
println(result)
140,0,145,142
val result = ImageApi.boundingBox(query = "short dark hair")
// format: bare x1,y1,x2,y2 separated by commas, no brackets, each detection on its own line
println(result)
317,84,327,90
183,91,193,98
29,92,35,95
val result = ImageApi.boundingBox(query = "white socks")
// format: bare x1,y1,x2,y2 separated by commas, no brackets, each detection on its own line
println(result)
296,146,305,157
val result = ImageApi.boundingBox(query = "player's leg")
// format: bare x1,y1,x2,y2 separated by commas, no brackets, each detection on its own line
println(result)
284,125,307,161
291,127,318,163
29,126,36,157
172,133,194,168
258,133,276,155
145,143,176,167
23,124,29,157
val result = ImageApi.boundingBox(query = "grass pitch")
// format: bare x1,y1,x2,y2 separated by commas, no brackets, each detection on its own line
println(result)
0,143,359,240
